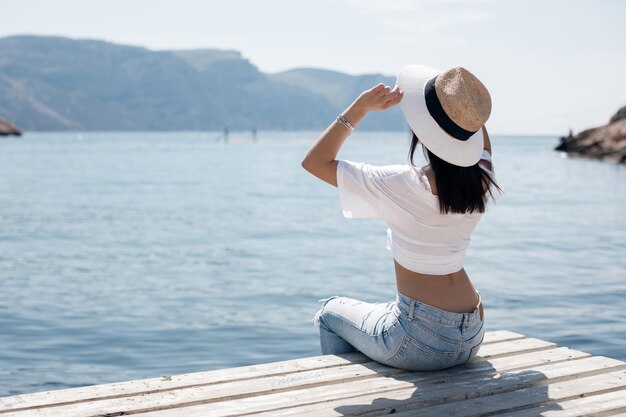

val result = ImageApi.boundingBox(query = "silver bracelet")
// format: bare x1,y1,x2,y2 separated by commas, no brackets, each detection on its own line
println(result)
336,114,354,133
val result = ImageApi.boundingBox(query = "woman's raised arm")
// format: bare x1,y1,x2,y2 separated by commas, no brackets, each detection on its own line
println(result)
301,84,403,187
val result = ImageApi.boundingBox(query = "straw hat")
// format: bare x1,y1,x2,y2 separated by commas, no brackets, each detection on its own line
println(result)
397,65,492,167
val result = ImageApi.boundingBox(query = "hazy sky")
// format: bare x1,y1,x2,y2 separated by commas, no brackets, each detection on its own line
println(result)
1,0,624,134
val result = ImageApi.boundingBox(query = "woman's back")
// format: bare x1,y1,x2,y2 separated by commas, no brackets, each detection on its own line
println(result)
337,148,498,313
395,150,498,313
338,159,484,273
304,64,495,370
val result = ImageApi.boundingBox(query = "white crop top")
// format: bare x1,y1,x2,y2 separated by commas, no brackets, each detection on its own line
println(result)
336,149,499,275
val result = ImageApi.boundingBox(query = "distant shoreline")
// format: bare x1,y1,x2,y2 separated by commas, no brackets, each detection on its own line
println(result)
9,130,562,138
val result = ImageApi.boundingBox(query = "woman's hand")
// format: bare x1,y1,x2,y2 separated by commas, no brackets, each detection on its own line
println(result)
354,83,403,113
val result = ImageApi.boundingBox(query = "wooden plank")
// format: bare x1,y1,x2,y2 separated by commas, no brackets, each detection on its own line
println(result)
475,337,556,360
1,361,405,417
475,347,589,371
0,330,526,414
9,348,569,417
2,340,580,417
481,330,525,344
245,357,626,417
0,352,372,413
492,388,626,417
388,369,626,417
0,330,524,414
118,354,624,417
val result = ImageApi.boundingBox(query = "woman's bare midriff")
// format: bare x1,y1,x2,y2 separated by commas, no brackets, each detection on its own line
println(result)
394,259,480,313
401,164,483,313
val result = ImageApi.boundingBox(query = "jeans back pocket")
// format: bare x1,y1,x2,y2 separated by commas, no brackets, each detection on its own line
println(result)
386,334,457,371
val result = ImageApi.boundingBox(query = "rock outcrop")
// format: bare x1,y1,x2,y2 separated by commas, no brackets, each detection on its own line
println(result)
0,117,21,136
555,106,626,163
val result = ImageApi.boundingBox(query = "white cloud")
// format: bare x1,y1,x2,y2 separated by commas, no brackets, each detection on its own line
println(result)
343,0,494,47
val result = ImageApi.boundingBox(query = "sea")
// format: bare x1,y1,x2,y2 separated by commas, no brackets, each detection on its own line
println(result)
0,131,624,397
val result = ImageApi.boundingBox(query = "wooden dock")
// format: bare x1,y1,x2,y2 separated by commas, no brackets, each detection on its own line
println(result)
1,330,625,416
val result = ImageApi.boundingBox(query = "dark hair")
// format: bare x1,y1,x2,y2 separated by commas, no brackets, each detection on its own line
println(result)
408,131,502,215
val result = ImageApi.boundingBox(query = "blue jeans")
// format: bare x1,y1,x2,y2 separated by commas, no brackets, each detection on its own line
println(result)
312,291,484,371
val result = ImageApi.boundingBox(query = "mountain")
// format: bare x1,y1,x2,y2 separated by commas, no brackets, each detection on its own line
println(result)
0,35,404,131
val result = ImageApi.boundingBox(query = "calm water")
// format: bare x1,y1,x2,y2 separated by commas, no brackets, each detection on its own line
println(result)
0,131,624,397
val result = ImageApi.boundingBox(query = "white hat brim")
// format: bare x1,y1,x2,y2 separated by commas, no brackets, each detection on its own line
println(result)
397,64,484,167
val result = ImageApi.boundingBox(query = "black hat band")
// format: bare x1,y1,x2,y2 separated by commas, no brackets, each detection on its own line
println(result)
424,75,477,141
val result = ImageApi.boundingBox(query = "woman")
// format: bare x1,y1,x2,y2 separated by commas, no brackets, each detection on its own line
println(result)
301,65,502,371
